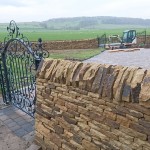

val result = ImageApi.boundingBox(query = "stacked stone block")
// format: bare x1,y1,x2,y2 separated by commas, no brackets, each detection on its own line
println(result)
35,59,150,150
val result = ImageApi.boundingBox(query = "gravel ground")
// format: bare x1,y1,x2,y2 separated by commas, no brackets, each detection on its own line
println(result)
84,48,150,69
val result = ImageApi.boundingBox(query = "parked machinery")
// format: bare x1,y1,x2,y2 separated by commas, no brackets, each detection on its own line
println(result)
98,30,137,49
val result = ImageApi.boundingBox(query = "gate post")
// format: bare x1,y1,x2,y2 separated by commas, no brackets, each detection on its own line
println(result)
35,58,42,70
1,53,11,104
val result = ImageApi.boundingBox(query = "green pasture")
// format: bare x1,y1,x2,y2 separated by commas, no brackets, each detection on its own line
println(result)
0,28,150,42
49,48,102,60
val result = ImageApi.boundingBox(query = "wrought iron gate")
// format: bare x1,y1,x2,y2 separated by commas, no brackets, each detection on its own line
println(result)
97,34,107,48
0,20,49,117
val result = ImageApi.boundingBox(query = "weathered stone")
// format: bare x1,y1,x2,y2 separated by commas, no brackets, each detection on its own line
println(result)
130,123,150,135
83,64,100,91
92,120,110,131
72,62,83,87
35,122,50,135
44,60,60,79
113,66,127,100
78,106,89,116
116,115,130,127
54,98,65,106
131,68,146,88
63,115,77,125
140,71,150,102
120,125,147,141
47,132,62,147
105,71,118,100
82,139,100,150
38,59,53,78
122,84,131,102
66,61,77,85
65,102,78,111
79,63,91,80
86,104,103,114
128,109,143,118
62,111,75,118
54,125,64,134
91,66,104,93
103,110,116,121
68,109,80,117
104,118,120,129
125,102,150,115
144,114,150,121
88,92,100,98
68,62,83,84
90,128,108,140
134,138,150,148
78,131,91,141
139,119,150,128
54,61,71,84
62,143,76,150
70,140,84,150
126,114,138,122
139,100,150,108
78,122,90,131
115,67,132,102
73,134,83,144
89,112,105,122
98,65,112,97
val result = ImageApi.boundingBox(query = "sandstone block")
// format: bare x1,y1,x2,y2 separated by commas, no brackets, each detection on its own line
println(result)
116,115,130,127
129,123,150,135
90,128,108,140
103,110,116,121
78,131,91,141
82,139,100,150
73,134,83,144
70,140,84,150
120,125,147,141
63,115,77,125
78,122,90,131
65,102,78,111
91,66,104,93
54,125,64,134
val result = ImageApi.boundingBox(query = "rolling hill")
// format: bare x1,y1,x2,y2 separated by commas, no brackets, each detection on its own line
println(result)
0,16,150,31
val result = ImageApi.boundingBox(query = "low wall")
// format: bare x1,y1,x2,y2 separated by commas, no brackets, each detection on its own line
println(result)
137,36,150,48
35,59,150,150
33,39,98,50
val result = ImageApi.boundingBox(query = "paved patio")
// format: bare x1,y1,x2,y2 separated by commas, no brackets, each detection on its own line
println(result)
84,48,150,69
0,98,35,150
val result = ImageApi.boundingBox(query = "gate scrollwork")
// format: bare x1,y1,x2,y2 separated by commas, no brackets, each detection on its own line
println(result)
0,20,49,117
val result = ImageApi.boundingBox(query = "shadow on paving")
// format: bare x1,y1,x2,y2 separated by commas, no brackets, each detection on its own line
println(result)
0,98,35,150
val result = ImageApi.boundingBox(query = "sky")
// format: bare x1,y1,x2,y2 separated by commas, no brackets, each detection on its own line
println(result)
0,0,150,23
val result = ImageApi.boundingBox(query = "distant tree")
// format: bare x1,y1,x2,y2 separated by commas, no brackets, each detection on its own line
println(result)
40,22,48,29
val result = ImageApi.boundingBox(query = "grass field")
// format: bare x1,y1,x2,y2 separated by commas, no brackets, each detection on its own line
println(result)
0,28,149,42
49,48,102,60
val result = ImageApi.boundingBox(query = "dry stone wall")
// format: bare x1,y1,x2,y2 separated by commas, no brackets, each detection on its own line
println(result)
33,39,98,50
35,59,150,150
137,36,150,48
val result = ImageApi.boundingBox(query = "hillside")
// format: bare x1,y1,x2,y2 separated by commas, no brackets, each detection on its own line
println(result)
0,16,150,31
43,16,150,30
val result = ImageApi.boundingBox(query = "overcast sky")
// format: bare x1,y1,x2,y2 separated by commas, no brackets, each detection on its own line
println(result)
0,0,150,23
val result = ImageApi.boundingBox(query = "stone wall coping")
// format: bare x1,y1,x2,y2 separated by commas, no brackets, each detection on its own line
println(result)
37,59,150,108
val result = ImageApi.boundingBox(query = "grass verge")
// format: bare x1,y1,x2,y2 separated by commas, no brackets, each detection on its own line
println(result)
49,48,102,61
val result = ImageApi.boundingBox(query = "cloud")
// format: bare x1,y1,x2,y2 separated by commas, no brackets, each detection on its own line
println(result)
0,0,28,7
0,0,150,23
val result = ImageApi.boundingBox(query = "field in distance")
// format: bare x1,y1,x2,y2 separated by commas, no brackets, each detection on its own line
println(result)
0,28,149,42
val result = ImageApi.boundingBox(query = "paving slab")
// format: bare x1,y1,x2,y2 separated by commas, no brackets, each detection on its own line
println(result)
0,98,35,150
